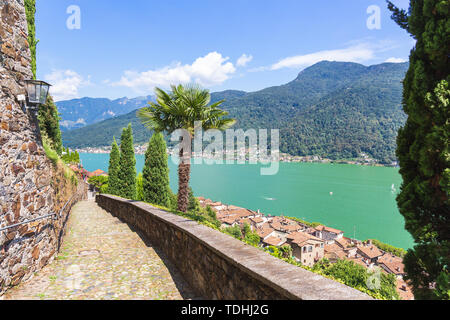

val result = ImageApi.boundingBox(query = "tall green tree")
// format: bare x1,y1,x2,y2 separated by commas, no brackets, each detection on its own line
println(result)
38,95,63,155
387,0,449,300
108,137,121,196
142,132,172,207
117,124,136,199
136,173,144,201
137,84,235,212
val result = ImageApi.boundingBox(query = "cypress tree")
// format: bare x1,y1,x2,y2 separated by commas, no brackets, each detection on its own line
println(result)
136,173,144,201
118,124,136,199
38,95,63,156
108,137,120,195
142,132,171,207
387,0,449,299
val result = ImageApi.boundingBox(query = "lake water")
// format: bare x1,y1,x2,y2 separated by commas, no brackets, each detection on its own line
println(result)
80,153,414,249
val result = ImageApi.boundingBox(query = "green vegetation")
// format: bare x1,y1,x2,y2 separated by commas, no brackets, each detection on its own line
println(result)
142,132,172,207
368,239,407,258
312,259,400,300
38,96,63,156
117,124,136,199
107,138,120,196
61,147,80,164
136,173,144,201
88,176,108,190
387,0,449,300
42,138,59,166
137,84,235,212
64,62,408,163
285,216,322,228
223,225,242,239
24,0,37,79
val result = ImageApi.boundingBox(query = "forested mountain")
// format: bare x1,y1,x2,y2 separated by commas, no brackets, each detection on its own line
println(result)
62,61,408,163
56,95,154,130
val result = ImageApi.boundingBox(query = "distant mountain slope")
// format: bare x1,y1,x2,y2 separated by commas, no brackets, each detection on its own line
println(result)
62,61,408,163
56,95,154,130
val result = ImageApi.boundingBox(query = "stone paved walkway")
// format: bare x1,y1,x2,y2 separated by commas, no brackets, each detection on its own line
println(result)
3,200,198,300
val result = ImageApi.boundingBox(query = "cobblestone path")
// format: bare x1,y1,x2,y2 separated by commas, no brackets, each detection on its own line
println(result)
3,200,197,300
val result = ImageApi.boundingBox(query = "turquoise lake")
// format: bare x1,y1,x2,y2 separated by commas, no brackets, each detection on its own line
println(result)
80,153,414,249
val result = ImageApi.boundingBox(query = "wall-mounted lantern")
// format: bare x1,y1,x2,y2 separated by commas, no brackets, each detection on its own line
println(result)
24,80,51,106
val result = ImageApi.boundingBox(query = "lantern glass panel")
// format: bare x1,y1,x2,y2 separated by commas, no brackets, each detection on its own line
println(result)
26,81,38,103
39,84,49,104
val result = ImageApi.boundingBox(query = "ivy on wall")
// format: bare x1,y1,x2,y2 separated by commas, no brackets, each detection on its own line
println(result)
24,0,37,79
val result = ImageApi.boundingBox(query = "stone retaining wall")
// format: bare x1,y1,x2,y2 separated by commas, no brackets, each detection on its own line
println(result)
96,194,372,300
0,0,88,295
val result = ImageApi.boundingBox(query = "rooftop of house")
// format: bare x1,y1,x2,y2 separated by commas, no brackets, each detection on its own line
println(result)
250,217,264,224
221,216,239,225
378,254,405,275
315,225,343,235
92,169,107,176
287,231,324,246
324,243,343,254
262,236,286,247
256,226,275,239
396,279,414,300
356,244,383,259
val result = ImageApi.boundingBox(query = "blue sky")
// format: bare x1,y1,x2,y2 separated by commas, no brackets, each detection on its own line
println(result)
36,0,413,101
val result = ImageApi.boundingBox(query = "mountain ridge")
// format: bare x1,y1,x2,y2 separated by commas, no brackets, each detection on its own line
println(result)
62,61,408,163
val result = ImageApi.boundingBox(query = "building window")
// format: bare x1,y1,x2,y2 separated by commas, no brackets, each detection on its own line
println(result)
308,246,313,252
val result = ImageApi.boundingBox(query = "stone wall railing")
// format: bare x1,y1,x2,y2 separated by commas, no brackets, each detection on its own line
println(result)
96,194,372,300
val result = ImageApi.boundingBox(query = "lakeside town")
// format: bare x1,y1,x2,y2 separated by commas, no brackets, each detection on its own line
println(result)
72,163,412,300
75,145,398,167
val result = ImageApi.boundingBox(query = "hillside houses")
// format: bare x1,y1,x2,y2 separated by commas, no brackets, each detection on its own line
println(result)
198,196,413,299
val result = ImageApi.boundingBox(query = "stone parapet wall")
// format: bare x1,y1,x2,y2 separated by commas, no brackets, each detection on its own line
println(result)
96,194,372,300
0,0,87,295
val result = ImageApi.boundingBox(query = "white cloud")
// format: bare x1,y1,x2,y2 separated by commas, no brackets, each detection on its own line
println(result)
60,118,86,129
270,44,375,70
236,54,253,67
113,52,236,93
385,57,407,63
44,70,90,101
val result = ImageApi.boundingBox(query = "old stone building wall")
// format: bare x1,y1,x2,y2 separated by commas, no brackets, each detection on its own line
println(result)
0,0,87,295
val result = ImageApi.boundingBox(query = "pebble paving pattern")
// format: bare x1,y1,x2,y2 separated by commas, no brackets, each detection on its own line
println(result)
4,200,198,300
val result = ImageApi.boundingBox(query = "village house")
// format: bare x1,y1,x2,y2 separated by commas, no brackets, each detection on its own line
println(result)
220,216,239,229
356,242,383,264
262,236,286,248
256,225,276,243
313,225,344,244
249,216,266,229
377,253,406,279
286,231,325,267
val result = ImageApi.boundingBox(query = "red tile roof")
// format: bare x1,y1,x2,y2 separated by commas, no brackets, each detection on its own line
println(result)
92,169,107,176
315,225,343,235
287,231,323,246
256,226,275,239
356,244,383,259
262,236,286,247
378,254,405,275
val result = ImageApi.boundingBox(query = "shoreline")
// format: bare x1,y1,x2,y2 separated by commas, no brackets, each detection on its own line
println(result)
76,147,399,168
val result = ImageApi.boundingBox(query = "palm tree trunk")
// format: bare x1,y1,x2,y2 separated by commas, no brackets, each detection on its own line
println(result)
177,147,191,212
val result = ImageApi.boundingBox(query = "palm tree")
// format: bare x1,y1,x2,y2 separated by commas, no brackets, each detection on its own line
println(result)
137,84,236,212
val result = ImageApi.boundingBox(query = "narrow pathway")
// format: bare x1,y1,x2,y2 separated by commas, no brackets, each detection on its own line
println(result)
4,200,197,300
